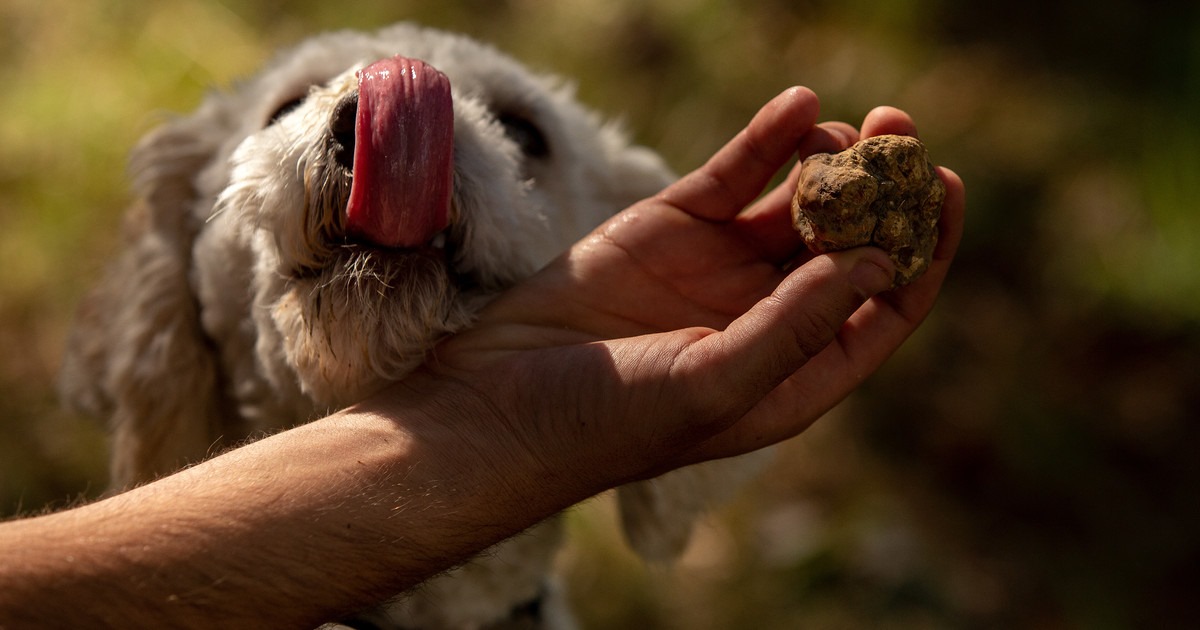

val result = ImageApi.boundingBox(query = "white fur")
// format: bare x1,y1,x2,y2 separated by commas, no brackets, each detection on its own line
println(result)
60,23,765,628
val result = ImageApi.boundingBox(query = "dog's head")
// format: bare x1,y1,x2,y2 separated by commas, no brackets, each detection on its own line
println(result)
60,23,673,483
203,24,676,409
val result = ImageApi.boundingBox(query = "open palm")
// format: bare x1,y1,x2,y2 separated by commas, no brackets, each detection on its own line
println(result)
426,87,965,489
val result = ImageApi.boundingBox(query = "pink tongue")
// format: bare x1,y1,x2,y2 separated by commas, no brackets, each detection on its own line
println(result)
345,56,453,248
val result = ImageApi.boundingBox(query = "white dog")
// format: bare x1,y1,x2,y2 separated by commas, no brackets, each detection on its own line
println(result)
60,23,764,628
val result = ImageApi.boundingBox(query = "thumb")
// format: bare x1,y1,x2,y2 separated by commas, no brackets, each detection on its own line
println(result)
677,247,895,428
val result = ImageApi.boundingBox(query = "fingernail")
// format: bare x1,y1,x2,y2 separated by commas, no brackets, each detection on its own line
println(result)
846,248,895,296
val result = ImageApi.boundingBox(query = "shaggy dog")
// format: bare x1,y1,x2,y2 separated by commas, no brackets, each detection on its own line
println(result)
60,23,763,628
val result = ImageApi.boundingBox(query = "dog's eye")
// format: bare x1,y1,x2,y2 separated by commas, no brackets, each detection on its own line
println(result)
497,113,549,159
266,95,307,127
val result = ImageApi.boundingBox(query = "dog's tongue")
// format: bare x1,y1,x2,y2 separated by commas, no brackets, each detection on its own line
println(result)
345,56,453,248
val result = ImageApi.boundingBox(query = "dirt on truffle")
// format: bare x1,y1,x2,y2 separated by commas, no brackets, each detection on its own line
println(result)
791,134,945,287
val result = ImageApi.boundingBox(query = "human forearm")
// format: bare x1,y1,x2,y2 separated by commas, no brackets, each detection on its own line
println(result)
0,385,582,628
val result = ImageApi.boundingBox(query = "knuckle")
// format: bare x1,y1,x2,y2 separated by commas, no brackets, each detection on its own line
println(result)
790,307,839,359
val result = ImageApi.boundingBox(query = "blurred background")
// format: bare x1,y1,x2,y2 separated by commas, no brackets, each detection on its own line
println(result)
2,0,1198,627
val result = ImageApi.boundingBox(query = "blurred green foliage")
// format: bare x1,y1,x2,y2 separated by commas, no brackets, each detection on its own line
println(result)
2,0,1198,627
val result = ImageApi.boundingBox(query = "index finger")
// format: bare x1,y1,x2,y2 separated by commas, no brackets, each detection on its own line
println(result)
655,86,822,222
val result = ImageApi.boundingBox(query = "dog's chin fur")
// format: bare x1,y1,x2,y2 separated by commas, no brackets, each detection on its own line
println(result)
60,22,769,629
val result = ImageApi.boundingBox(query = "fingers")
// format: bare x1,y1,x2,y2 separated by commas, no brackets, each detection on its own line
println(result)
861,106,918,138
673,246,896,434
734,120,860,264
659,97,920,225
739,106,952,269
797,120,859,156
880,165,964,305
932,167,966,262
656,86,822,221
794,166,965,411
677,166,965,462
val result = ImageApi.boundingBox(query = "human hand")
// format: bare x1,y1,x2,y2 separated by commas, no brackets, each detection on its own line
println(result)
388,87,965,501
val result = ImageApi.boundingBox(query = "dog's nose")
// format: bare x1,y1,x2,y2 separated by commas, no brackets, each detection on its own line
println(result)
330,93,358,173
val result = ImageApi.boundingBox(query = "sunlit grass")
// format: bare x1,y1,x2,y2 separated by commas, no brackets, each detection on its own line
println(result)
1130,113,1200,319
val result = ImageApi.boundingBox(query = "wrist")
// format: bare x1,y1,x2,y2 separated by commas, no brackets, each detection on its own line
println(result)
360,369,602,536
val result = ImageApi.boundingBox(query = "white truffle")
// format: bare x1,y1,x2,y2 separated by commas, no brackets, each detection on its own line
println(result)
792,135,945,287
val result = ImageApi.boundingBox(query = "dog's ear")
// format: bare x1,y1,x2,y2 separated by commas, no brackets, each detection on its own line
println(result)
617,451,774,563
59,106,233,490
594,126,677,210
